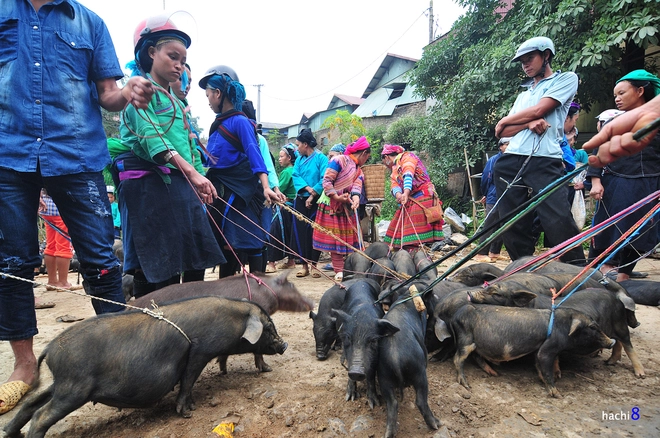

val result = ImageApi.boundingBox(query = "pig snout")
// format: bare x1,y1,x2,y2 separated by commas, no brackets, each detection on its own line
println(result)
276,341,288,355
348,364,366,381
316,348,330,361
607,338,616,349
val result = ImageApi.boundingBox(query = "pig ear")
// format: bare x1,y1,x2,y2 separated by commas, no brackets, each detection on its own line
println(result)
242,314,264,344
309,311,317,320
377,319,399,337
512,291,537,307
435,318,451,341
482,272,499,282
331,308,349,324
568,317,582,336
274,271,288,285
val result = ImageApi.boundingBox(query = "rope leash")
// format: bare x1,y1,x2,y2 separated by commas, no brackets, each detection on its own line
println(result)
379,164,591,304
498,189,660,281
277,202,407,281
546,201,660,337
1,272,191,343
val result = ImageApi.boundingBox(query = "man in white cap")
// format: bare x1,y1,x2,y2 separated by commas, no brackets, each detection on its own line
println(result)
492,37,585,264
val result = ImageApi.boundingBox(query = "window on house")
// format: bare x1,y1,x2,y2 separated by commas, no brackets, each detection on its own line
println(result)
388,84,406,100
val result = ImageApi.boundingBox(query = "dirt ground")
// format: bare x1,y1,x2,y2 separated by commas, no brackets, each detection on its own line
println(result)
1,252,660,438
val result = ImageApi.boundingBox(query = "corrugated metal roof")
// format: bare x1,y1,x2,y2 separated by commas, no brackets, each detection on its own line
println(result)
328,94,364,109
361,53,419,98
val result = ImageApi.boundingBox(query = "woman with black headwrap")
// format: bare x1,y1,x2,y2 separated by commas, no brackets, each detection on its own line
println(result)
266,144,298,273
291,129,329,277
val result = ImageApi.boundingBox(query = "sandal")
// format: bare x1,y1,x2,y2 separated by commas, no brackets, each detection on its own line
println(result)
276,262,295,270
265,265,277,273
334,272,343,281
311,271,322,278
296,270,309,278
0,381,31,415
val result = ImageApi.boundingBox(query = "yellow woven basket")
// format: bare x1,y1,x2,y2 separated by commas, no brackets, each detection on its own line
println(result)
362,164,387,202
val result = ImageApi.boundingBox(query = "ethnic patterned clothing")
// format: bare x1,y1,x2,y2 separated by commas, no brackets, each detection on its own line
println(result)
120,78,201,171
389,152,434,198
384,152,443,248
313,155,364,254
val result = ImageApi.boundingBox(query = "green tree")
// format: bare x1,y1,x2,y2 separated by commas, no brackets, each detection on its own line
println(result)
321,110,367,145
409,0,659,178
102,108,121,139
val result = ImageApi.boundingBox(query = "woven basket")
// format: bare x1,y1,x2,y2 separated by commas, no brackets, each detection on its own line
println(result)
362,164,388,202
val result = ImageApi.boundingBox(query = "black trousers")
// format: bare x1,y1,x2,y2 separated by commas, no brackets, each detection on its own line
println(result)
477,204,504,255
493,155,585,264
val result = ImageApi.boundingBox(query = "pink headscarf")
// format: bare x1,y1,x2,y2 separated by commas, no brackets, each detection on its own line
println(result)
344,136,370,155
381,144,404,156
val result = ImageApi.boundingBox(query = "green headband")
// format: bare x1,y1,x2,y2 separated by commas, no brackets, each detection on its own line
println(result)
617,69,660,97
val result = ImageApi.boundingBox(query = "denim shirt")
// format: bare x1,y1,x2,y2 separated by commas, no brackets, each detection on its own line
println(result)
0,0,123,176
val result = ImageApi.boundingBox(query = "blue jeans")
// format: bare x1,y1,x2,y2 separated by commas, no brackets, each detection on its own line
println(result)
0,169,125,341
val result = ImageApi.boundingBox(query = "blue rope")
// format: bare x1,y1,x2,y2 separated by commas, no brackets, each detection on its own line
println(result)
547,205,660,337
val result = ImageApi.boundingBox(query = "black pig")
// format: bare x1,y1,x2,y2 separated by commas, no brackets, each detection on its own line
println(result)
531,289,645,377
619,279,660,306
378,290,441,437
413,249,438,281
4,297,286,438
451,304,615,397
332,280,392,408
309,278,365,360
391,249,416,278
366,257,396,285
451,263,504,286
132,272,311,374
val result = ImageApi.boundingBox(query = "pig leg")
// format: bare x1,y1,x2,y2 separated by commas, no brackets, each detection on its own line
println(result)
176,357,210,417
25,389,89,438
608,340,645,378
217,355,229,375
253,354,272,372
473,355,498,376
366,375,380,409
553,357,561,380
380,381,399,438
3,388,53,438
605,341,623,365
345,379,360,401
413,376,441,432
453,342,476,389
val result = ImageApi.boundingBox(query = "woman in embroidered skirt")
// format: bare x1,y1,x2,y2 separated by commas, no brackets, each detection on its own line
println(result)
313,137,371,281
381,144,444,250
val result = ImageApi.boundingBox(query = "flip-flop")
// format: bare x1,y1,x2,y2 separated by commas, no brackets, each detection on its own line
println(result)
311,271,322,278
0,381,31,415
35,301,56,309
296,270,309,278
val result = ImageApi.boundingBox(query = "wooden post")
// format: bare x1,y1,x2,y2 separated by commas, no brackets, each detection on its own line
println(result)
464,148,477,233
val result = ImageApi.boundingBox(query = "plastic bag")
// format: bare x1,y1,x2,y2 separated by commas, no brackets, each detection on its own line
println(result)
571,189,586,230
443,207,465,232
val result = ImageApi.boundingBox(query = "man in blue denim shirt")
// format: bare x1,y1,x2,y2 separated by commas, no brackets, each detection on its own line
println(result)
0,0,154,413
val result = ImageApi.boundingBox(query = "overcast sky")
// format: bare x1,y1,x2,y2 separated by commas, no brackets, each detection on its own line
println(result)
79,0,465,130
